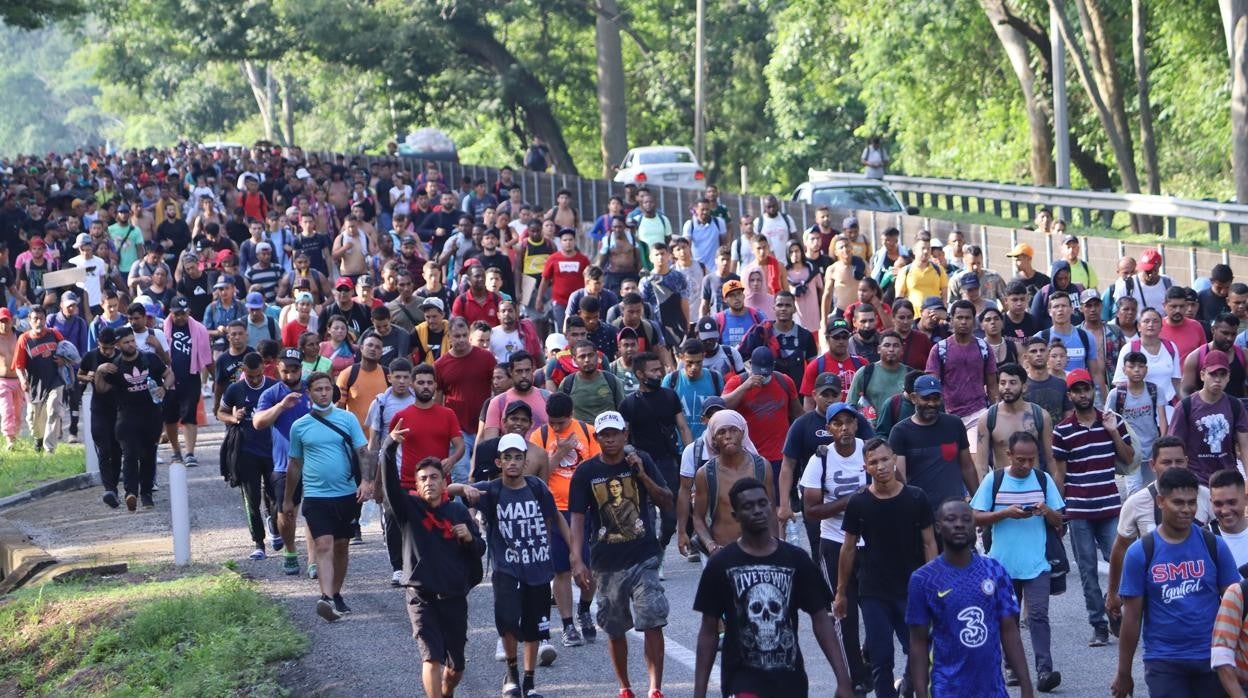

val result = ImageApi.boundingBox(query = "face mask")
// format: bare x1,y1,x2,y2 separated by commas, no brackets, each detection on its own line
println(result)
312,402,334,414
642,377,662,390
857,328,876,341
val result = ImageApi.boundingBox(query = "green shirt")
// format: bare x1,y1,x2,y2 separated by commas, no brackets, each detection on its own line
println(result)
560,370,621,423
108,222,143,272
847,361,908,414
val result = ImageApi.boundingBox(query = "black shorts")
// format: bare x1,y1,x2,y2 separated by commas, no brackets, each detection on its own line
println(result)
405,589,468,669
273,471,302,507
492,572,552,642
550,510,591,573
302,494,359,540
162,375,201,425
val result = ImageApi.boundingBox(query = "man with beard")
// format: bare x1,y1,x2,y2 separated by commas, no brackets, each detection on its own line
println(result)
337,335,388,431
691,409,775,554
254,349,314,575
213,321,251,414
163,297,212,467
738,292,818,389
78,327,123,507
384,269,424,332
436,317,497,483
1181,313,1248,400
1160,286,1208,364
975,363,1053,479
846,331,908,423
482,351,550,440
799,319,867,407
92,327,168,511
888,375,979,515
929,300,998,449
12,305,66,453
390,363,464,487
453,264,503,328
489,299,542,364
217,352,278,559
693,477,856,698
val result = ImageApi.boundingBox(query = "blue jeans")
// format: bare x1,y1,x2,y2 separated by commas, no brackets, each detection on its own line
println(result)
859,596,908,698
1143,659,1226,698
452,430,474,485
1068,516,1117,627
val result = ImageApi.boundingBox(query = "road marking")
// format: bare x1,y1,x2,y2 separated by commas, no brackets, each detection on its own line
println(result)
627,627,720,689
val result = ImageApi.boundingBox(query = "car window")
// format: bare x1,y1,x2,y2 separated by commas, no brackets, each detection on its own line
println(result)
810,186,903,212
636,150,694,165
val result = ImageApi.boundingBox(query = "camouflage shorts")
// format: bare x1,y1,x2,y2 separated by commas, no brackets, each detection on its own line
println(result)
593,556,669,638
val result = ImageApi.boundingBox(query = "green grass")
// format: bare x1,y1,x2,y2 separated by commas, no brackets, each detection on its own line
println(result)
0,567,307,696
0,443,87,499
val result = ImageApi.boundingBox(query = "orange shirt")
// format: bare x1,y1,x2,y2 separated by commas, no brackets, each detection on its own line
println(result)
336,364,388,433
529,420,600,511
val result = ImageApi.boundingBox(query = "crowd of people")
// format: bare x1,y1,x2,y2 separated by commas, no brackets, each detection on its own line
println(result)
4,144,1248,698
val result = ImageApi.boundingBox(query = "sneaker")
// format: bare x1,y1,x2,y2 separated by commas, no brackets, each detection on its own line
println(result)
617,690,635,698
391,570,403,587
184,453,198,468
658,563,665,581
577,610,597,642
538,641,557,666
1036,671,1062,692
896,675,914,698
169,454,183,467
501,679,522,698
140,494,154,509
125,494,137,512
282,555,300,575
315,597,341,623
350,529,364,545
102,491,119,509
270,535,284,552
561,623,584,647
249,548,266,560
648,691,664,698
308,563,318,580
685,551,701,563
1004,666,1020,687
1089,624,1109,647
495,637,506,661
332,594,351,615
524,691,544,698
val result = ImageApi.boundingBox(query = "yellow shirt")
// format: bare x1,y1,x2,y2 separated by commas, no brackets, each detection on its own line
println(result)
897,262,947,308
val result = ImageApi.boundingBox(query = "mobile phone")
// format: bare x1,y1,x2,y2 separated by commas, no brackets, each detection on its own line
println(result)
1022,504,1037,513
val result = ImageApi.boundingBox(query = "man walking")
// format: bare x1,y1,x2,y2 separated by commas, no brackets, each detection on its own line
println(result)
254,349,313,575
974,363,1053,478
217,352,278,559
0,307,23,450
888,375,979,514
92,328,167,511
78,327,123,507
1168,349,1248,485
927,299,998,448
12,305,66,453
163,296,212,467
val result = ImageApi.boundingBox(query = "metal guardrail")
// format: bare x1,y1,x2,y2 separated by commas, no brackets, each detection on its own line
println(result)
807,170,1247,243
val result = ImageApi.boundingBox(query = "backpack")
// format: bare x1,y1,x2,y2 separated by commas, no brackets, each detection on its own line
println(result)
537,421,593,458
934,336,991,383
614,317,661,351
662,367,722,400
1140,526,1221,617
1110,384,1158,475
1199,342,1248,377
815,353,869,377
344,362,390,395
984,402,1047,470
985,467,1070,592
714,308,766,340
701,453,769,524
1131,274,1173,310
1128,337,1177,363
561,369,623,406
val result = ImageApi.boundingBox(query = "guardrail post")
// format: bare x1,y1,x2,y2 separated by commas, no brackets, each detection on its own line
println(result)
1188,247,1198,285
945,193,955,210
1225,248,1232,266
1118,240,1126,263
1010,201,1019,220
960,195,970,213
1209,221,1220,243
976,197,985,214
1158,243,1166,276
1165,217,1177,239
1026,203,1036,224
993,199,1002,217
740,165,749,194
1232,224,1242,244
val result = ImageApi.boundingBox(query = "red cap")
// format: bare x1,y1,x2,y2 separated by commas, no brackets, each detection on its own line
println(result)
1201,349,1231,372
1065,368,1094,389
0,307,11,321
27,236,45,248
1138,249,1162,271
215,249,234,265
334,276,355,290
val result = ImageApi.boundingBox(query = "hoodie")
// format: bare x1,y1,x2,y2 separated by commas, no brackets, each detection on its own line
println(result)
1029,260,1085,330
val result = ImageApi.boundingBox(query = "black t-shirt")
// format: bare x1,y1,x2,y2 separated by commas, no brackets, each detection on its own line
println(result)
17,259,51,303
177,274,213,319
222,376,276,458
293,233,331,274
780,410,833,479
472,251,516,298
887,415,971,512
692,540,829,698
1017,271,1051,303
1002,312,1040,344
168,322,193,377
81,348,120,414
214,348,251,386
0,263,12,306
619,388,683,462
472,436,502,482
104,352,167,418
321,301,371,341
841,485,934,600
568,453,666,571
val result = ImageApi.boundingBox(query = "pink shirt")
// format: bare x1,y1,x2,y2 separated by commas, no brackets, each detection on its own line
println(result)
1160,318,1207,365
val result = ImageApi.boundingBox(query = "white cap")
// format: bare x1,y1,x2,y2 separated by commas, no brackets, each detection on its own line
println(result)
594,411,627,433
498,433,528,453
545,333,568,352
295,167,311,180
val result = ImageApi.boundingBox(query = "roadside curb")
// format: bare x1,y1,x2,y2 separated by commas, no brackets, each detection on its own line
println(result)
0,472,100,512
0,515,56,594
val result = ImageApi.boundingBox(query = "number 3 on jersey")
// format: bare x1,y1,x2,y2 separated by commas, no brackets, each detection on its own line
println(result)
956,606,987,648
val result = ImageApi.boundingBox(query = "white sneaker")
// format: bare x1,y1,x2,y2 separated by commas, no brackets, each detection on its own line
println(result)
391,570,402,587
538,641,557,666
495,637,506,661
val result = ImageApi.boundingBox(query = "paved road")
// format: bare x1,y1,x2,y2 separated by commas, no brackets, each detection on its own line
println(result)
5,420,1144,696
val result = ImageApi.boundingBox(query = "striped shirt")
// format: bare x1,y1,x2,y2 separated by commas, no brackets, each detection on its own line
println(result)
1212,582,1248,687
1051,414,1127,519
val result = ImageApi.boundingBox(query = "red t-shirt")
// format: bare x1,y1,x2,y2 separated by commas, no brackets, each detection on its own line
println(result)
389,403,462,490
281,318,308,348
1160,318,1208,366
434,347,497,433
541,251,591,305
451,291,501,327
723,371,796,461
799,352,867,402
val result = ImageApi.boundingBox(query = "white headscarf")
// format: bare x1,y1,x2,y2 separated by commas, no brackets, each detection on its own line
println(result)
704,409,760,458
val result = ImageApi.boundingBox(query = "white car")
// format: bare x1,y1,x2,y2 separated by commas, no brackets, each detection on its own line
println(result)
792,172,918,215
612,146,706,189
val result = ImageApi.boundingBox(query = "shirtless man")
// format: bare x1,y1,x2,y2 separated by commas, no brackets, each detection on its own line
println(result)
691,410,775,554
975,362,1053,478
598,216,643,292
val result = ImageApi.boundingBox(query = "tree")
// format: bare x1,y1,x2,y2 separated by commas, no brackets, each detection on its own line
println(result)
0,0,82,30
1223,0,1248,203
594,0,629,178
980,0,1055,185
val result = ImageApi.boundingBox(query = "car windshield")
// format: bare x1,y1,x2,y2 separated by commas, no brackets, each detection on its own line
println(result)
636,150,694,165
810,185,903,212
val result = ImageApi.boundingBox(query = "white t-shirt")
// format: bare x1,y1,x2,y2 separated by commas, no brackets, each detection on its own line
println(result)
1116,483,1212,538
798,438,866,544
754,213,796,262
132,326,169,354
1220,527,1248,571
489,326,523,364
68,254,106,306
1113,339,1181,406
389,185,413,216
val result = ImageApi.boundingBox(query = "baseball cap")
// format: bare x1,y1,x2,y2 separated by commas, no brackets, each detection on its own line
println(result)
245,291,265,309
61,291,79,306
930,238,945,249
498,433,528,453
825,401,857,423
256,242,272,253
914,374,942,396
504,400,533,417
1065,368,1094,388
171,297,190,313
827,319,851,337
74,233,92,249
594,411,627,433
616,326,639,343
215,249,234,265
295,167,311,180
813,372,842,394
27,236,45,248
116,203,131,213
722,279,745,297
1138,249,1162,271
334,276,354,290
1079,288,1102,305
545,333,569,352
295,291,315,304
280,348,303,365
1006,243,1035,258
749,346,774,377
213,275,234,289
842,216,859,229
0,308,11,321
144,302,162,317
696,316,720,340
921,296,945,312
1201,349,1231,372
1062,234,1079,245
357,275,374,288
700,396,727,417
420,297,445,313
961,273,980,289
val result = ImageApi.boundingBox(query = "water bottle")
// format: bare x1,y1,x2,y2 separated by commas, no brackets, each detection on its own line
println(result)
146,377,162,405
857,395,877,422
785,515,802,545
359,500,379,530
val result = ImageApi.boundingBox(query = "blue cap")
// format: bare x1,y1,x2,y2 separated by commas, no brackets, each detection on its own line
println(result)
825,401,856,423
749,346,774,377
914,374,942,396
245,291,265,309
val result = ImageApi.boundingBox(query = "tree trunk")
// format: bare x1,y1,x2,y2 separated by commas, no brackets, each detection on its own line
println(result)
1223,0,1248,204
1132,0,1161,232
980,0,1055,185
241,60,275,142
278,70,295,147
595,0,629,179
446,15,579,176
1077,0,1138,190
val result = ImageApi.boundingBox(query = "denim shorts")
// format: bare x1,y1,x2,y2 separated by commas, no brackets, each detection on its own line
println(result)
593,556,669,638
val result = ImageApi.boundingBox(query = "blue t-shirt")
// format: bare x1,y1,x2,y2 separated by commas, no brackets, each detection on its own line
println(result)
662,369,721,444
288,407,367,498
1119,525,1240,661
970,469,1065,581
720,310,756,348
221,377,276,459
1035,326,1096,372
256,381,310,473
905,554,1018,698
